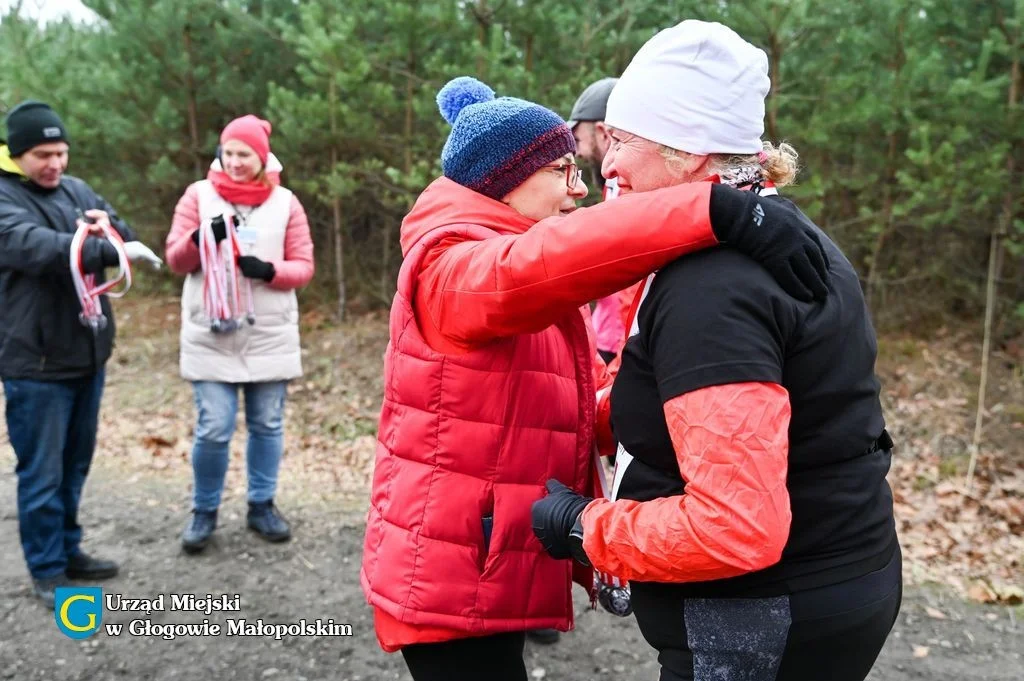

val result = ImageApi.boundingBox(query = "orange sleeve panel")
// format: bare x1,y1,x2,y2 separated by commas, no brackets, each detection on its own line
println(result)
580,382,792,583
417,183,716,347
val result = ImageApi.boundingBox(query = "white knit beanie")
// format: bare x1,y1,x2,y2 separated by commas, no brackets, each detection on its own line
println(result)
605,20,770,155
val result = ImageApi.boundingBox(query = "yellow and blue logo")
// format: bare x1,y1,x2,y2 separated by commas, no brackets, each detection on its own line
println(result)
55,586,102,639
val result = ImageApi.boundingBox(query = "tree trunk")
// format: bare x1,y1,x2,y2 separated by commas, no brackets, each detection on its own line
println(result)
404,70,414,175
767,30,782,140
866,130,901,309
333,192,346,322
328,79,347,321
474,0,489,77
325,208,335,287
616,9,635,73
378,45,418,304
381,220,391,304
182,22,202,179
866,15,907,310
965,27,1020,492
966,231,1003,493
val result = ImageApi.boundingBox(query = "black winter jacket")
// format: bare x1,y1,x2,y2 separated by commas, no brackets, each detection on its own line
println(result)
0,169,136,380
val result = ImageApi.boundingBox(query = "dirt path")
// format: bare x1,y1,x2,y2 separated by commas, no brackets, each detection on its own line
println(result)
1,298,1021,680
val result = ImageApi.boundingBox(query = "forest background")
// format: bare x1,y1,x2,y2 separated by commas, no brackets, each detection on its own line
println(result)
1,0,1022,337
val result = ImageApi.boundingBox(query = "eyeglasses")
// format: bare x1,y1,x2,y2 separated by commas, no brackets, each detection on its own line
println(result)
542,162,583,189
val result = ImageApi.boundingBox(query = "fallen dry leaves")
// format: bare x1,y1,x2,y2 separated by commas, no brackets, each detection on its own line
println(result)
879,333,1023,604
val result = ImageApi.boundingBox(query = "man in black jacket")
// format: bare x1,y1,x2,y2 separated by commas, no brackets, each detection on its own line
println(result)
0,100,161,606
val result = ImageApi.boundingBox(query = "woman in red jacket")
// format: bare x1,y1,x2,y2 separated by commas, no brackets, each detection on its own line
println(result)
361,76,831,681
532,21,900,681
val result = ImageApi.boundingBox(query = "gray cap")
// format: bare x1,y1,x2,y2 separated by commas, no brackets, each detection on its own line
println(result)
567,77,619,128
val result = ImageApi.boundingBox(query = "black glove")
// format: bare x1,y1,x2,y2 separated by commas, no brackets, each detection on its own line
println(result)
80,237,120,274
190,215,229,246
708,183,831,302
531,479,592,560
237,255,276,282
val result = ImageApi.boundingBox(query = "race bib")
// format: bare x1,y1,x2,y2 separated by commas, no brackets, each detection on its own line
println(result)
610,444,634,501
236,227,260,246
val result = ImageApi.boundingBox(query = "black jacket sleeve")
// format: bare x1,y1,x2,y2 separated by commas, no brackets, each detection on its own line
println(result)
0,196,76,275
0,179,124,276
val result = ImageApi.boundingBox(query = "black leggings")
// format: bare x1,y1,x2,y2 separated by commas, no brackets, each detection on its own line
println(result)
635,548,903,681
401,631,527,681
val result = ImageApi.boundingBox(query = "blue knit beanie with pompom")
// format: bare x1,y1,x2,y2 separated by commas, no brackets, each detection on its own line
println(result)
437,77,576,201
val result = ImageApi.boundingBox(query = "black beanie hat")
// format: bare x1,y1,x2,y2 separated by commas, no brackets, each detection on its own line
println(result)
4,100,69,157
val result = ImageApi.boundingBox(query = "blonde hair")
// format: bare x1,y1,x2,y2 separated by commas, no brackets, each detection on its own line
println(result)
254,168,274,188
759,141,799,186
658,140,800,187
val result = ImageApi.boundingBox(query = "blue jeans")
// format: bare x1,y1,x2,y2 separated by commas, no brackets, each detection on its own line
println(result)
4,371,105,579
190,381,287,512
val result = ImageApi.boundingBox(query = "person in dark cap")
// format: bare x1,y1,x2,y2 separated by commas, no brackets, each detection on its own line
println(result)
0,100,161,607
569,78,639,374
568,77,618,192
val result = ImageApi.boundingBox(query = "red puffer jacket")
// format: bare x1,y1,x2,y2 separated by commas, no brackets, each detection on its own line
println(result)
360,177,718,650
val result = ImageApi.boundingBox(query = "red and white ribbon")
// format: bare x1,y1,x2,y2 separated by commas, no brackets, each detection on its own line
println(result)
198,215,254,332
593,443,630,595
70,216,131,331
